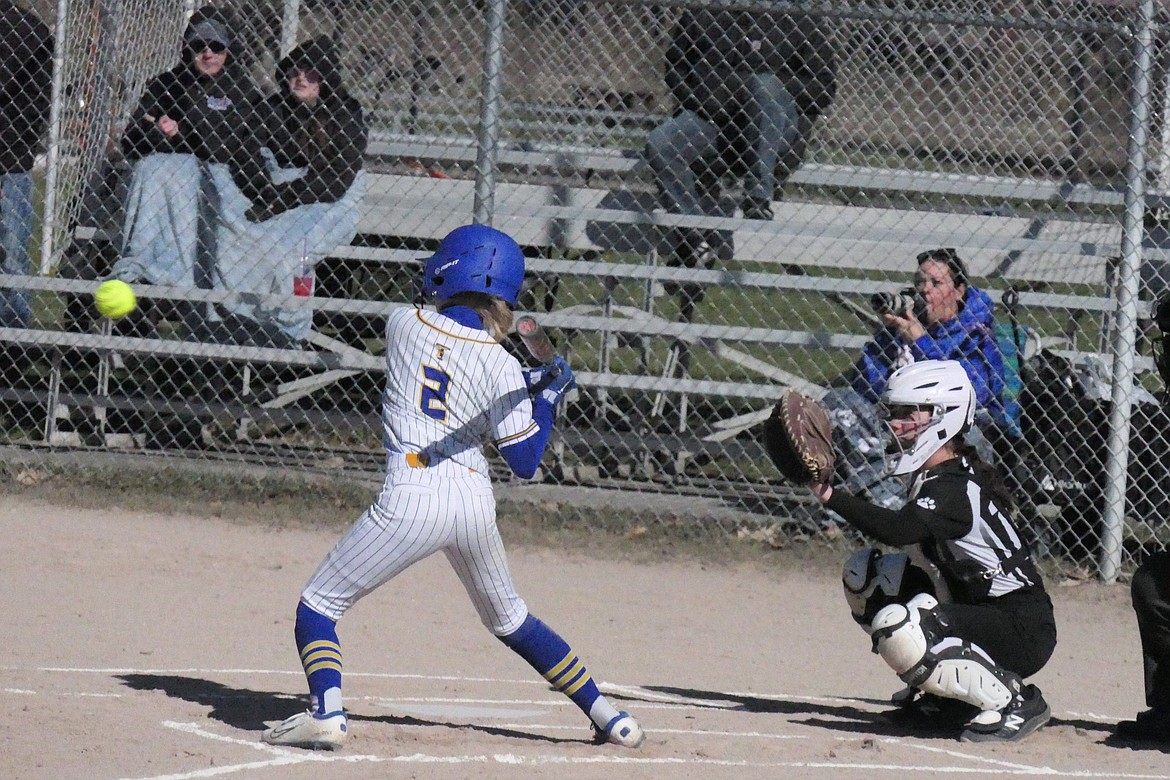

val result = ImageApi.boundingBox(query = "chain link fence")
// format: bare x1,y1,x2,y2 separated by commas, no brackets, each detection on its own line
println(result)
2,0,1169,578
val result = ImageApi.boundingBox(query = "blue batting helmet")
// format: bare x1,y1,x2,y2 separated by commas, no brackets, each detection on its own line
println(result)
422,224,525,306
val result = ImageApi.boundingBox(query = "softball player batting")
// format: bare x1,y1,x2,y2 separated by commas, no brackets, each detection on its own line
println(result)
262,224,645,751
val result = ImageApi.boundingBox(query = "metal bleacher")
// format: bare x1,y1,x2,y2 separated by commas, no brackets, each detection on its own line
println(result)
3,120,1146,508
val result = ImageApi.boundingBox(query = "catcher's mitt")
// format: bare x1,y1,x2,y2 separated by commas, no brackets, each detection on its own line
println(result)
762,389,836,485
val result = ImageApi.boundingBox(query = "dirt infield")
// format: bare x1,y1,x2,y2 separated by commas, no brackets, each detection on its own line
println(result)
3,492,1168,779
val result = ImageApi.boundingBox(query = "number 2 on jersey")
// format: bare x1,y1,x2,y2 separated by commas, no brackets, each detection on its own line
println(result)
420,365,451,421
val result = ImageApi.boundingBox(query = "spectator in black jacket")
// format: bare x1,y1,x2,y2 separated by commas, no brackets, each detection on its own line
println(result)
646,8,837,324
239,37,366,224
209,35,367,346
0,0,52,328
111,5,266,337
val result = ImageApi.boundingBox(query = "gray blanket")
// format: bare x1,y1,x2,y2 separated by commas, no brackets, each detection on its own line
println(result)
113,151,364,343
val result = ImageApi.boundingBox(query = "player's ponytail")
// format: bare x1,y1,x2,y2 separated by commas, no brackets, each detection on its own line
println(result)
441,291,513,343
953,439,1017,513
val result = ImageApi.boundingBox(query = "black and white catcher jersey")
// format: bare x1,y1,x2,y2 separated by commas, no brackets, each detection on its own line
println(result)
904,458,1042,602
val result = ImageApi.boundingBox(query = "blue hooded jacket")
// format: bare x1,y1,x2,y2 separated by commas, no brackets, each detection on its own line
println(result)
851,285,1009,427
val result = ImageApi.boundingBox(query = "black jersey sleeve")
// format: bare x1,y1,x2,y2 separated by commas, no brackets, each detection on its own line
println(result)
825,470,972,546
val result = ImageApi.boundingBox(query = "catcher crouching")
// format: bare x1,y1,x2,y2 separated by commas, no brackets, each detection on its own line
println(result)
762,360,1056,743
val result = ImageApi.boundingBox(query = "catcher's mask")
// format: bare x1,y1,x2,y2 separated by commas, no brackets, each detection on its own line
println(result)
880,360,975,475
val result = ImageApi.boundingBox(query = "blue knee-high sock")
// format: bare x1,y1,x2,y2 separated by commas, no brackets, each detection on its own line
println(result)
499,614,607,720
294,601,343,716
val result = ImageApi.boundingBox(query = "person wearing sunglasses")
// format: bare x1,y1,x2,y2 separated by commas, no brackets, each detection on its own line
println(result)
110,5,267,346
120,6,258,163
208,35,367,347
820,248,1010,511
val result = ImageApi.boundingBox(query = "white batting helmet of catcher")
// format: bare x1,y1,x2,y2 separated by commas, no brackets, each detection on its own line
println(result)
881,360,976,475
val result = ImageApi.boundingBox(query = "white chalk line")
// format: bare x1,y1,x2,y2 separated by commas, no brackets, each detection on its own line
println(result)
371,695,732,712
603,681,864,708
886,738,1170,778
0,666,910,704
6,665,550,686
12,664,1158,779
390,719,808,740
893,739,1079,772
117,721,381,780
1,665,1130,724
120,722,1170,780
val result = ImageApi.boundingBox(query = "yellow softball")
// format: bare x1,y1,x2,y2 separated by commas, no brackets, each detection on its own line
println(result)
94,279,137,320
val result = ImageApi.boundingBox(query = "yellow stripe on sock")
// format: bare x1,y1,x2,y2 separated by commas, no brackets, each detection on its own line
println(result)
302,648,342,667
304,659,343,675
299,640,341,661
549,659,585,689
544,652,576,683
562,669,593,696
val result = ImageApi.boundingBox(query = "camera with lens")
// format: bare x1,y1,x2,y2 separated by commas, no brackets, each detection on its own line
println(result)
870,288,925,318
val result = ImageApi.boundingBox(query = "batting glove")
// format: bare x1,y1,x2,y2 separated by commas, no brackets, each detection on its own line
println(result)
524,356,576,405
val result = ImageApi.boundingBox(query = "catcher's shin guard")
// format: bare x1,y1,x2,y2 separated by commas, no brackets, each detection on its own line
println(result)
871,596,1018,713
919,644,1018,714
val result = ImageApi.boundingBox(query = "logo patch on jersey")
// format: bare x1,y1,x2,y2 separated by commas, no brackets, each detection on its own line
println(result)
434,344,449,361
916,496,937,510
206,95,233,111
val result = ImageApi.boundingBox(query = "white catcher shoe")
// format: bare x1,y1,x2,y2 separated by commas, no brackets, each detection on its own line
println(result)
595,711,645,748
262,709,347,750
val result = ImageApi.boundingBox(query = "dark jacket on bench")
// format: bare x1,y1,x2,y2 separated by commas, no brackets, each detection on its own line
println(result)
0,0,52,174
664,8,837,123
120,6,263,167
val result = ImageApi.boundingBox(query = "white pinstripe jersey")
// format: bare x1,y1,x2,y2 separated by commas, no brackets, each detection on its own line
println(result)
381,306,539,475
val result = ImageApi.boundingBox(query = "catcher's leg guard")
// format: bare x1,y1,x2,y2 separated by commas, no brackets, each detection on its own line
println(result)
843,548,906,629
916,642,1019,713
843,549,935,630
870,593,938,671
871,595,1019,713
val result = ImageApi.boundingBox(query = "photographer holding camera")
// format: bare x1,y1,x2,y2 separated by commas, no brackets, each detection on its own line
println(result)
857,248,1006,414
821,248,1009,509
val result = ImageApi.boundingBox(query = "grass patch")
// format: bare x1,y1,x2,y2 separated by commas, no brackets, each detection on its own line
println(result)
0,451,851,567
0,456,374,532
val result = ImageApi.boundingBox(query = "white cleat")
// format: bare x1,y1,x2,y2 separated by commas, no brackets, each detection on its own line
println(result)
262,709,347,750
596,711,645,748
